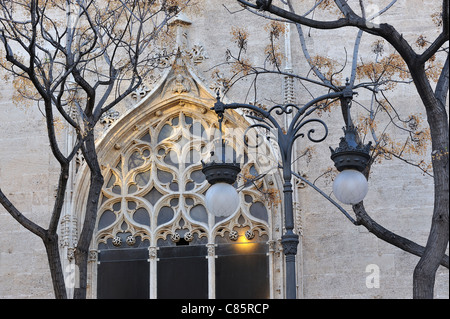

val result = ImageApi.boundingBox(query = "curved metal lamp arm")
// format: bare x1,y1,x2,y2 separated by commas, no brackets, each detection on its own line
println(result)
213,101,282,131
289,91,345,134
212,90,353,155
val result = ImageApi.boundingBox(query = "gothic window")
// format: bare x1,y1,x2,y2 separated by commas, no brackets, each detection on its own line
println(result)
95,109,274,299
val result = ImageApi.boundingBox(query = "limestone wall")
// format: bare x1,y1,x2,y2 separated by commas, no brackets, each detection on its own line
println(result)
0,0,448,299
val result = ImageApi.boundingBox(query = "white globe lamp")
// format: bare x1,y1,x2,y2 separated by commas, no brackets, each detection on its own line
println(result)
205,182,240,217
330,125,372,205
202,161,241,217
333,169,368,205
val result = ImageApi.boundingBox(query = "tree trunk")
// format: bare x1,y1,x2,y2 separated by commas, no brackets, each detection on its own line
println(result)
73,131,104,299
43,233,67,299
409,64,449,299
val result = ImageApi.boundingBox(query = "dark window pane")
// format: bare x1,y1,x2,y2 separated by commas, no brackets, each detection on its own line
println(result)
135,169,150,186
97,248,149,299
106,175,116,188
169,182,179,191
185,115,193,125
112,185,121,195
140,132,151,143
170,198,179,207
189,121,206,138
164,150,179,168
185,181,195,191
190,204,208,223
115,160,122,173
157,245,208,299
128,184,137,194
191,169,206,184
133,207,150,226
128,201,137,209
128,151,145,170
157,206,174,225
158,124,173,142
143,188,163,206
98,210,115,229
249,202,269,222
215,243,269,299
157,169,173,183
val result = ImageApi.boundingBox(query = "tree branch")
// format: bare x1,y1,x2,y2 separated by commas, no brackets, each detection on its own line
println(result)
353,202,449,269
0,188,47,239
418,31,449,65
291,172,449,269
239,0,419,66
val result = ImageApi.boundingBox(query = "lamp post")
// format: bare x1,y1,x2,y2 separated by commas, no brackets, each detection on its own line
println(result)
202,82,371,299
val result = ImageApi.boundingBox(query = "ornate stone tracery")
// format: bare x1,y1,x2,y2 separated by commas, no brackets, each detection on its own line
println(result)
95,108,272,247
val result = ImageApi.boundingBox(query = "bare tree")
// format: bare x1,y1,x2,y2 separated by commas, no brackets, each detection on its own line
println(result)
0,0,192,299
222,0,448,298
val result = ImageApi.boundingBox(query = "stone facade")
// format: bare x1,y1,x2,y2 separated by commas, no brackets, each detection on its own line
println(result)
0,0,448,299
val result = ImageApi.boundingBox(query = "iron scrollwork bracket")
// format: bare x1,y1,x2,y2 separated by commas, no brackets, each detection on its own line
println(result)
213,91,348,157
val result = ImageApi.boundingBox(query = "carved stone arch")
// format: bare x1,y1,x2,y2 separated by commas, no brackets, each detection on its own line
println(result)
71,63,284,298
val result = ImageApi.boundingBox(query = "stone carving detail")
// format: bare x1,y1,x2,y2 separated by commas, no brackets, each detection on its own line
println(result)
209,71,229,95
229,230,239,241
171,233,181,243
206,244,216,257
60,214,71,247
188,44,208,64
131,85,151,101
242,101,267,118
88,250,98,263
172,74,191,94
294,202,304,236
100,109,120,129
60,214,78,260
126,235,136,246
148,247,158,260
75,149,85,174
283,70,296,104
161,63,199,97
245,230,255,240
67,247,75,261
112,236,122,247
184,232,194,242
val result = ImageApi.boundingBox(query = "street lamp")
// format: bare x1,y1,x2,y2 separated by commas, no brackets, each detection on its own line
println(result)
202,83,371,299
330,87,372,205
202,101,241,217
